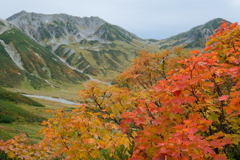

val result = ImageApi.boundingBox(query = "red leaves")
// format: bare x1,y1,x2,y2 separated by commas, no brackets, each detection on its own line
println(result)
213,155,227,160
135,117,145,126
218,95,230,101
153,153,168,160
1,22,240,160
172,106,183,114
172,89,182,97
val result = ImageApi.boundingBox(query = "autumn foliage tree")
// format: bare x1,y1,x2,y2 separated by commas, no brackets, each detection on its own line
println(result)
0,21,239,160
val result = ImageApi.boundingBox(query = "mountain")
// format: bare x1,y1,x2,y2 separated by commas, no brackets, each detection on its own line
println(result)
1,11,230,89
0,18,89,89
150,18,230,49
6,11,155,81
7,11,141,44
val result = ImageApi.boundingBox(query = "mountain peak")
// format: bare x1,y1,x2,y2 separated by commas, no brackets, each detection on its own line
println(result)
6,10,27,21
202,18,228,28
206,18,225,23
6,11,141,44
157,17,231,49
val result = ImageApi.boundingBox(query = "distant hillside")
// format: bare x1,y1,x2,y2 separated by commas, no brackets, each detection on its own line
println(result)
1,11,232,88
148,18,231,49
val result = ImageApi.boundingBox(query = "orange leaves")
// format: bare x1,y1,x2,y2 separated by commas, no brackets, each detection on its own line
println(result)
230,22,238,29
213,154,227,160
234,41,240,46
119,21,240,160
83,138,96,144
153,153,168,160
1,22,240,160
190,50,200,54
0,134,53,159
204,46,212,52
38,106,130,159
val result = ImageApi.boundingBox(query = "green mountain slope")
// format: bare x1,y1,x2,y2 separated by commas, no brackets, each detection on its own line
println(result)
3,11,232,85
149,18,231,49
0,19,89,89
6,11,157,80
0,87,45,139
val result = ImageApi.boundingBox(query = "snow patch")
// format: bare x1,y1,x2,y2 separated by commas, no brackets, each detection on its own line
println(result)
34,52,41,59
42,67,47,71
44,80,56,88
63,48,74,57
0,19,11,34
52,58,58,61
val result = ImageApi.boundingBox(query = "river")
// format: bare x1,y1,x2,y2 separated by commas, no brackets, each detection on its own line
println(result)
23,94,78,105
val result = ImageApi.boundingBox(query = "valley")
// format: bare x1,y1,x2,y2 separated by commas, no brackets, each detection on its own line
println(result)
0,10,237,159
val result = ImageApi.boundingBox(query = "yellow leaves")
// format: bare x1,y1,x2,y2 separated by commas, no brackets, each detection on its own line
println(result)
1,22,240,160
231,135,240,145
208,113,219,121
214,77,223,83
31,106,131,159
90,150,100,158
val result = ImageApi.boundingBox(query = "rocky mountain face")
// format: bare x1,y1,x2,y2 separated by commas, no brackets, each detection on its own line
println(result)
0,18,89,89
148,18,230,49
0,11,230,89
6,11,150,81
7,11,141,44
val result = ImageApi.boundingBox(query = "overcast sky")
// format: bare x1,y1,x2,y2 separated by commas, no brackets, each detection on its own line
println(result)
1,0,240,39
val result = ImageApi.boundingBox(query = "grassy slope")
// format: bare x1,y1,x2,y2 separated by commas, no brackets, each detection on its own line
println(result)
0,86,79,142
0,28,89,89
56,38,159,81
0,42,24,88
0,88,45,141
0,87,45,124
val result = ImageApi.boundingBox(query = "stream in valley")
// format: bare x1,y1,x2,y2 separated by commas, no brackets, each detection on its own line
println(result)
22,58,112,106
23,94,78,105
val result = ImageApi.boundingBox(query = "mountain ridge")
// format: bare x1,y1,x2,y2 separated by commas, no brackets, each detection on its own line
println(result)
155,18,231,49
0,11,232,89
6,10,142,44
5,11,152,81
